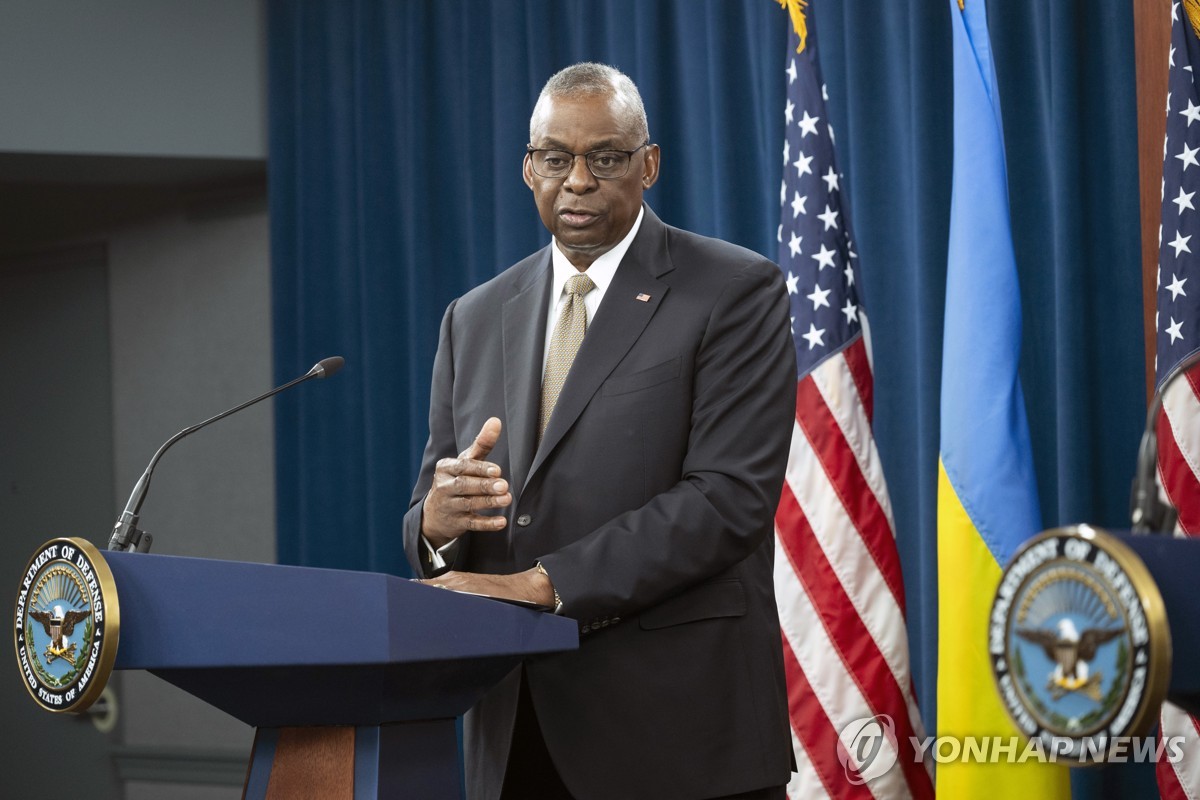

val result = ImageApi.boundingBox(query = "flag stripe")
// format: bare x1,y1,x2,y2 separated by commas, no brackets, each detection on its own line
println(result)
790,367,912,703
1159,377,1200,533
782,421,909,686
777,486,911,731
1160,702,1200,800
778,633,861,799
810,343,896,535
777,486,934,797
842,333,875,422
776,551,909,800
794,377,906,607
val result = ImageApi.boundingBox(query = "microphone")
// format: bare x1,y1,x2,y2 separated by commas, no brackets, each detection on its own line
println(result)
107,356,345,552
1130,348,1200,534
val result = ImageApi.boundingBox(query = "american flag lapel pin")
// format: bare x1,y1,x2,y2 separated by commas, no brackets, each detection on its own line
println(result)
635,293,651,302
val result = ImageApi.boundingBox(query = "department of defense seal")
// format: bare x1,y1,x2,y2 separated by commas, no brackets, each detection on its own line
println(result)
989,525,1170,762
13,538,120,713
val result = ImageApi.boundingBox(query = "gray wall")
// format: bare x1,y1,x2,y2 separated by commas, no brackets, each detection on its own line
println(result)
111,201,273,800
1,2,273,797
0,246,124,799
0,198,273,800
0,0,266,159
108,205,275,568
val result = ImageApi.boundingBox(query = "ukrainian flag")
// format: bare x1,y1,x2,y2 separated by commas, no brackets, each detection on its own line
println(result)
938,0,1070,795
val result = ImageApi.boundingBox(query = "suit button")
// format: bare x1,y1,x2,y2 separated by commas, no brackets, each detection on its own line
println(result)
600,619,610,628
612,617,620,624
581,624,591,633
516,514,532,527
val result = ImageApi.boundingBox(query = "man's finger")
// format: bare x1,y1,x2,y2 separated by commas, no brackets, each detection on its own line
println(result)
464,514,508,531
460,417,503,462
437,457,502,479
454,491,511,513
442,475,508,497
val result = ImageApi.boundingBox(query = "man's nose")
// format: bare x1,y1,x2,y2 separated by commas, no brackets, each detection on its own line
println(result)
562,154,598,192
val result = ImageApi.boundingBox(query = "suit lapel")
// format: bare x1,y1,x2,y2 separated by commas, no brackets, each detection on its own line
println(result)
502,250,552,499
528,207,673,483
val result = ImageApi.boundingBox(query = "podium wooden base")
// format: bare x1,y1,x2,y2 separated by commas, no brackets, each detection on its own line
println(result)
243,720,461,800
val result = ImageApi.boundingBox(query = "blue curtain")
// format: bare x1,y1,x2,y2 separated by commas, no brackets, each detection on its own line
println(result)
268,1,1148,794
267,0,786,570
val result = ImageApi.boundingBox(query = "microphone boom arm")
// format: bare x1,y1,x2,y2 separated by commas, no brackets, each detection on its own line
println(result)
107,356,344,552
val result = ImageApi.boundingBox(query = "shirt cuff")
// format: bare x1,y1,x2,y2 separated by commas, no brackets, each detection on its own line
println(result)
422,536,460,572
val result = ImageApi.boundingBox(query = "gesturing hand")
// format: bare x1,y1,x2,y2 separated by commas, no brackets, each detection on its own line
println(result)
421,417,512,549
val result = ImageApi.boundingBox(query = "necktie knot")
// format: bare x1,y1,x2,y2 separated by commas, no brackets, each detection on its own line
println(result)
565,274,596,297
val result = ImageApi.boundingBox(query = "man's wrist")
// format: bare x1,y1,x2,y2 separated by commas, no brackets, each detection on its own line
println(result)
535,561,563,613
419,498,453,549
424,530,452,550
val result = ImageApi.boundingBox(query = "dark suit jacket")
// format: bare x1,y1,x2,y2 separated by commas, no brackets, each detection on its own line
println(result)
404,206,797,800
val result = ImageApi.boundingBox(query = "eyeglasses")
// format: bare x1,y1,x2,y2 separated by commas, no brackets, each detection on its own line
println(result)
526,143,650,179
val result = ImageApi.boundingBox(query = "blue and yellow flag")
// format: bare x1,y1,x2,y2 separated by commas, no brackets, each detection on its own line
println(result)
937,0,1070,795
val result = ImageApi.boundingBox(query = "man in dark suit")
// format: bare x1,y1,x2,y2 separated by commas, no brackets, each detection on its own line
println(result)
404,62,796,800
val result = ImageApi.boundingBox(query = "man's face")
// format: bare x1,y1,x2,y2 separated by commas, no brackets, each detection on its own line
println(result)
523,93,660,269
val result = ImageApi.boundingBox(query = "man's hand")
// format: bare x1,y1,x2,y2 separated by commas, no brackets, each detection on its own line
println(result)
421,417,512,549
421,568,556,609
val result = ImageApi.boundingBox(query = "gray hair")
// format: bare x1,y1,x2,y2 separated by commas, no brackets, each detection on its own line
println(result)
530,62,649,143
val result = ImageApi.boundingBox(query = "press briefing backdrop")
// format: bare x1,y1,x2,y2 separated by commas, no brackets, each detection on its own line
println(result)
267,1,1146,795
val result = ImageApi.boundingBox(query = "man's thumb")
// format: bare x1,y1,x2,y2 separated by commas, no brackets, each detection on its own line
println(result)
463,416,502,460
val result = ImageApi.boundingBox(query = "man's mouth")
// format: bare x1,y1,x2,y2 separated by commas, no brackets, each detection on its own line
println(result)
558,209,599,227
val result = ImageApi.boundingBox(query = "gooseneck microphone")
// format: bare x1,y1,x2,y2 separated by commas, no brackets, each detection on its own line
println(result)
107,356,345,552
1131,349,1200,534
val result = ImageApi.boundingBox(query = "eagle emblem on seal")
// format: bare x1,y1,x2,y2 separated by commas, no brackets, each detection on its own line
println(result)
29,605,91,664
1017,619,1122,701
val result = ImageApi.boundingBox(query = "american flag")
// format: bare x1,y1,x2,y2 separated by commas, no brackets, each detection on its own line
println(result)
1156,4,1200,797
771,4,933,798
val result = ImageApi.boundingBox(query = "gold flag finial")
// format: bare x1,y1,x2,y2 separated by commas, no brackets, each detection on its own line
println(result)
776,0,808,54
1186,0,1200,41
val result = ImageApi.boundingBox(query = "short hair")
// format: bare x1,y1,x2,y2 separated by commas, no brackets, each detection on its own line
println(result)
530,62,650,144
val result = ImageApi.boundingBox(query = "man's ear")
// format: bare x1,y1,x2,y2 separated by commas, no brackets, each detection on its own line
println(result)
641,144,661,190
523,154,535,190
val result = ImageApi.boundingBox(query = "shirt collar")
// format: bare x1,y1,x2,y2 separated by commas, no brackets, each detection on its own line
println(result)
549,206,644,297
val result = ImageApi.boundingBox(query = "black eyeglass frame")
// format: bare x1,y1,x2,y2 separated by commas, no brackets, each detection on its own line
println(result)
525,142,651,180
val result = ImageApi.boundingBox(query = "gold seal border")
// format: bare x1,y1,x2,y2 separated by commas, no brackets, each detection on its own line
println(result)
12,537,120,714
1083,526,1173,742
994,525,1172,756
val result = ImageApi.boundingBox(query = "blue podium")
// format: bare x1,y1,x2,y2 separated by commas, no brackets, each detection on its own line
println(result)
103,551,578,799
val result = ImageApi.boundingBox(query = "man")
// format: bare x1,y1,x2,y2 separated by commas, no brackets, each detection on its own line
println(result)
404,62,796,800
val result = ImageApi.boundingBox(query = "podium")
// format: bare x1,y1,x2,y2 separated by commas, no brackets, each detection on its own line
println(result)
102,551,578,799
1115,532,1200,715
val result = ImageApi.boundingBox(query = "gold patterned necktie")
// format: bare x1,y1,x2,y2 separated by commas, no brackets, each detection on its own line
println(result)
540,273,597,439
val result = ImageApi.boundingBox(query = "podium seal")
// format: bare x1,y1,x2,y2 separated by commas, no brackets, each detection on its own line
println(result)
13,538,120,713
989,525,1171,762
